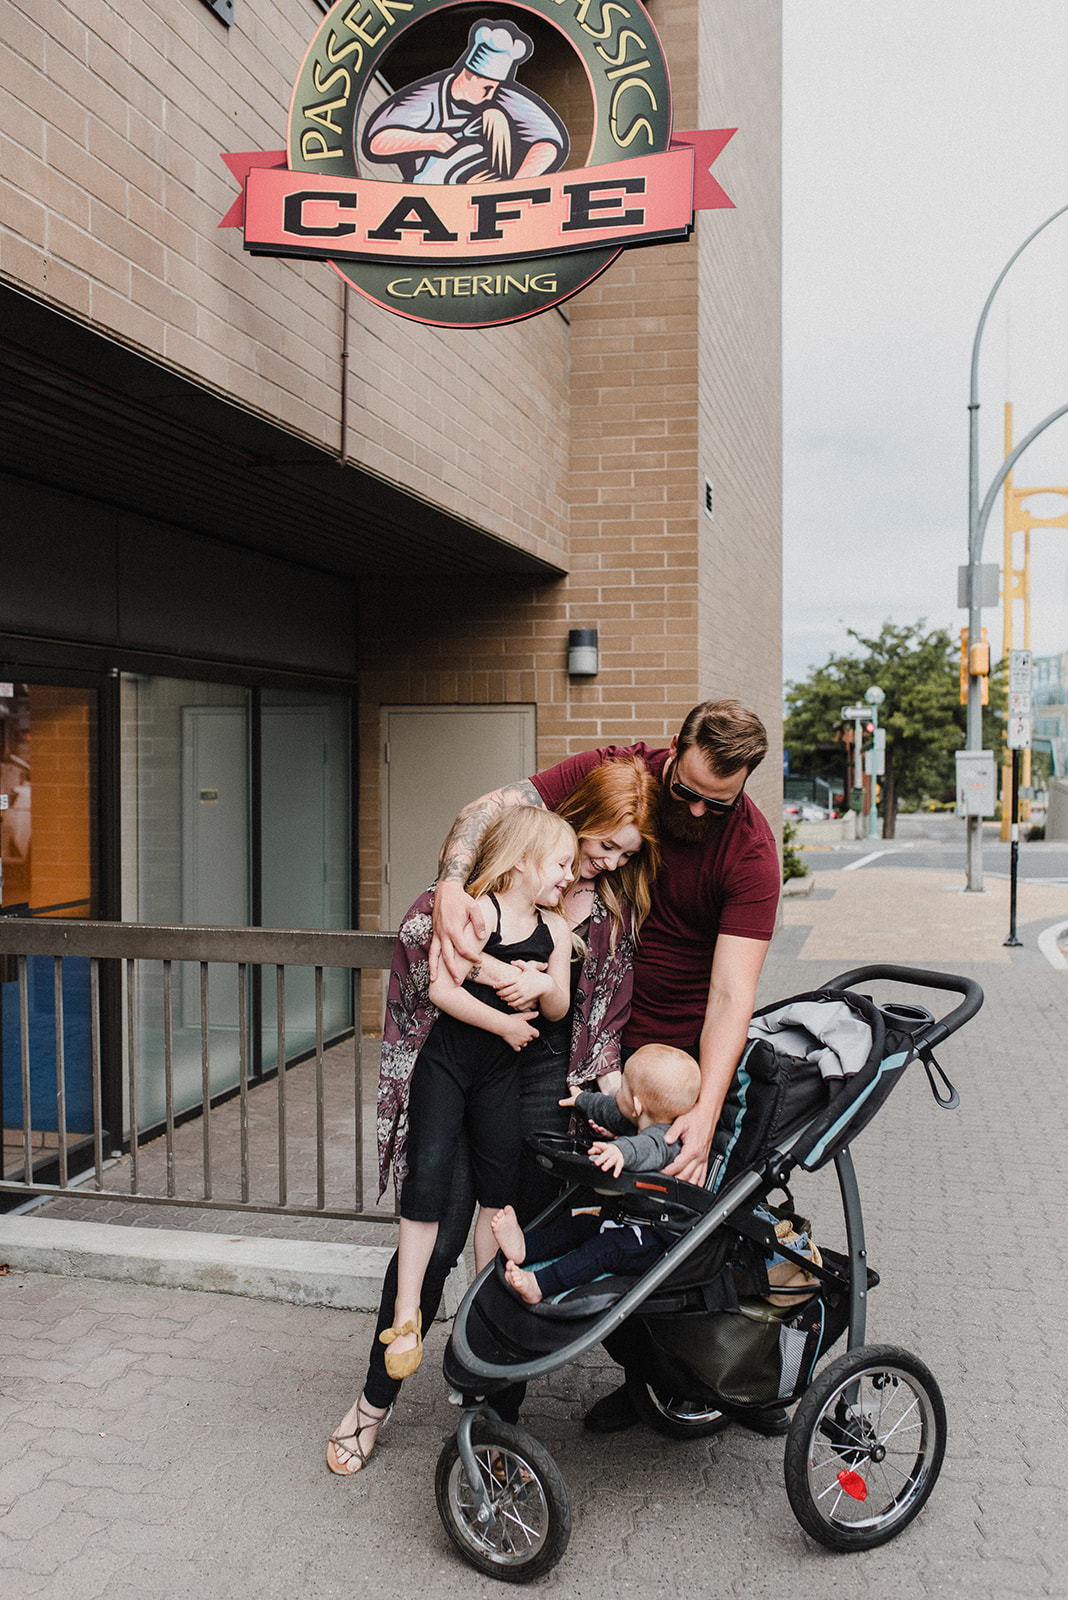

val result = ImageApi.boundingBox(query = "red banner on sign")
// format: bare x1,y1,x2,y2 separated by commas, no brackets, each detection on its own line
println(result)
219,151,287,230
238,150,698,265
670,129,736,211
220,132,735,256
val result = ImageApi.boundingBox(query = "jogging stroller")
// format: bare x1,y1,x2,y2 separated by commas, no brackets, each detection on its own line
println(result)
434,963,983,1581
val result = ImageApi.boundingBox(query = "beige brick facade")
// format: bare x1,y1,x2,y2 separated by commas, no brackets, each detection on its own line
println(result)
2,0,783,943
357,2,783,936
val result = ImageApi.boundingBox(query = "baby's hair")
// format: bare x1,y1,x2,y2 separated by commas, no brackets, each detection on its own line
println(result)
466,805,579,902
624,1043,701,1122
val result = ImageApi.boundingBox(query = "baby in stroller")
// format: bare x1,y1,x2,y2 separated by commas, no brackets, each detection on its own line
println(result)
491,1042,701,1306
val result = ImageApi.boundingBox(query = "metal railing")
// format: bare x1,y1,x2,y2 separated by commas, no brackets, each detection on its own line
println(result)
0,919,396,1220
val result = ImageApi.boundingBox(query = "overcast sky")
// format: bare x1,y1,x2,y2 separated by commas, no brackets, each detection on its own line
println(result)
782,0,1068,687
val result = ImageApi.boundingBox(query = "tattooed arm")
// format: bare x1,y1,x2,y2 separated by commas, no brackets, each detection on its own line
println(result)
430,779,545,983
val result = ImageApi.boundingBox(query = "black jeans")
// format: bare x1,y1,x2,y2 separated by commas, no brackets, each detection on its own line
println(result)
363,1032,571,1412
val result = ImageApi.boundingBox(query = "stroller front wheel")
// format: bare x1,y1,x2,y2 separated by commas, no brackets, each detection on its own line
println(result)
435,1417,572,1582
784,1343,947,1551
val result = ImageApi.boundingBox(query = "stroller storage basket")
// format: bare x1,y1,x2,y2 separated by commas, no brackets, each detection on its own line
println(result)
640,1247,880,1408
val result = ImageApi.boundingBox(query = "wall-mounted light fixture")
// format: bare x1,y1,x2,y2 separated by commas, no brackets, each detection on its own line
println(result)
567,628,599,676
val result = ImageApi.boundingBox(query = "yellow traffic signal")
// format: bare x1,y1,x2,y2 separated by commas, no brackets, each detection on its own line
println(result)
960,627,989,705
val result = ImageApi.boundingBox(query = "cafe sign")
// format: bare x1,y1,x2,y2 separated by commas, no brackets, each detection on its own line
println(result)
221,0,736,328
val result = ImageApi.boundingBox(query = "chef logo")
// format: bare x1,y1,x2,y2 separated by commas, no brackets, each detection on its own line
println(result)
363,20,569,186
222,0,736,329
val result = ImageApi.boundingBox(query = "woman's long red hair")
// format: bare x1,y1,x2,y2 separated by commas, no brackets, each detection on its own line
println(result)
556,756,660,943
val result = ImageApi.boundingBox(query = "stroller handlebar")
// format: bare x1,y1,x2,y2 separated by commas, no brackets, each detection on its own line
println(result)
822,963,984,1049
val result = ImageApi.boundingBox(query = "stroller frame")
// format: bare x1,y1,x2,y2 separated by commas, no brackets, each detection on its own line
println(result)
437,963,984,1580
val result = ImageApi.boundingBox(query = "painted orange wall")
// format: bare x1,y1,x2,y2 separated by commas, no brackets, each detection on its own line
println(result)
27,686,94,918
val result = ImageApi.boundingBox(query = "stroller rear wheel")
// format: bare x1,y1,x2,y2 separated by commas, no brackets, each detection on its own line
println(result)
435,1417,572,1582
784,1344,947,1551
625,1368,731,1440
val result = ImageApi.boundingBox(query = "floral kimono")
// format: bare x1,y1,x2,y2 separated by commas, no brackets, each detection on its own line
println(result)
376,885,634,1201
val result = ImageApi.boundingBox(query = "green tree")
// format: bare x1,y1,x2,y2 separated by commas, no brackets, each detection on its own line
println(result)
784,620,1005,837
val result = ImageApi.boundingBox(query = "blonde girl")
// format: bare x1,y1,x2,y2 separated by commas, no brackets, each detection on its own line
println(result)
373,806,577,1384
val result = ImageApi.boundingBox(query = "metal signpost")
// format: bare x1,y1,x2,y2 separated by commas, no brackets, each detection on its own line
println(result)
841,704,868,821
863,686,885,839
1004,648,1033,947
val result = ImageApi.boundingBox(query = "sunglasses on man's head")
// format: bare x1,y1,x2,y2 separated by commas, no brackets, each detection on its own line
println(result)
669,765,744,813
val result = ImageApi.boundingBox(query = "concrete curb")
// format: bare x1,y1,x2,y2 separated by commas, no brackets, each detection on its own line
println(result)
1038,917,1068,970
0,1214,468,1315
792,815,858,843
782,874,815,897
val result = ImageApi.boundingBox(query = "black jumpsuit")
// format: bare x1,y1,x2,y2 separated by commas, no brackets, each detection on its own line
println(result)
400,894,555,1221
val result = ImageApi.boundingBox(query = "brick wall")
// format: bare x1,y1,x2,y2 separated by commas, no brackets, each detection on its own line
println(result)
357,0,784,965
696,0,783,827
1,0,783,976
0,0,571,567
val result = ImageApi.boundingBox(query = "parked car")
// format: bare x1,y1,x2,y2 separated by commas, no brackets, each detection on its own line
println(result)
784,801,835,822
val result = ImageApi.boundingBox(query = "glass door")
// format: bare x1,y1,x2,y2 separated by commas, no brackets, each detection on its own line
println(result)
121,676,353,1129
1,680,99,1168
122,676,251,1127
259,689,352,1066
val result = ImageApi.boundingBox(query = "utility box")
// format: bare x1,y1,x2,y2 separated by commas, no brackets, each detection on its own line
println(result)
955,750,996,817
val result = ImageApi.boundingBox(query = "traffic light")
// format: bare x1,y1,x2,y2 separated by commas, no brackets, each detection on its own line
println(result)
960,627,989,705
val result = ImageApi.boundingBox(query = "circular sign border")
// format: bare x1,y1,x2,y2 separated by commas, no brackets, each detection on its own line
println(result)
288,0,673,328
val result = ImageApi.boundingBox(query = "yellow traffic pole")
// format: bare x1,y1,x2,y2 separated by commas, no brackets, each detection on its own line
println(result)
1000,401,1068,837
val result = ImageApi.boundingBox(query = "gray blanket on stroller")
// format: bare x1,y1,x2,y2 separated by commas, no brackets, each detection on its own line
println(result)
747,999,871,1080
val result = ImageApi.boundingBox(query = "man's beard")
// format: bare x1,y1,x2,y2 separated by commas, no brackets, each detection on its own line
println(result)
657,784,724,844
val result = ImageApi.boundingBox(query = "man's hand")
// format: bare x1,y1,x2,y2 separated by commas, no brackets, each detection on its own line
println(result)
430,779,545,980
662,1100,717,1186
661,934,771,1187
493,960,549,1010
499,1010,539,1052
430,880,487,984
588,1141,625,1178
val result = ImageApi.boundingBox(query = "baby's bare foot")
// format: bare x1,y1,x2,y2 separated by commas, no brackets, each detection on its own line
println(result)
505,1258,543,1305
491,1205,526,1264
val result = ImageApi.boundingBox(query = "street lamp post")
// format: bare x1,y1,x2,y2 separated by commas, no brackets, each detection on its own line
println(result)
865,685,885,840
966,201,1068,891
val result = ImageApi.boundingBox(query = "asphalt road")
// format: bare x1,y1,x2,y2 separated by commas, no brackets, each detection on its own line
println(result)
801,811,1068,882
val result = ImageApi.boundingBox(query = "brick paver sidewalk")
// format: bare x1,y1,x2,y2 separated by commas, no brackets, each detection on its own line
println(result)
2,864,1066,1599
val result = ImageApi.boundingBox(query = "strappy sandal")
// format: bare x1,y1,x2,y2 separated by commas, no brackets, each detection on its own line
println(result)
326,1395,394,1476
379,1309,423,1379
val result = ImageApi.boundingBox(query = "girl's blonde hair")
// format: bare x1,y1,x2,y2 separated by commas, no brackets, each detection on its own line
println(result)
466,806,579,903
556,756,660,942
